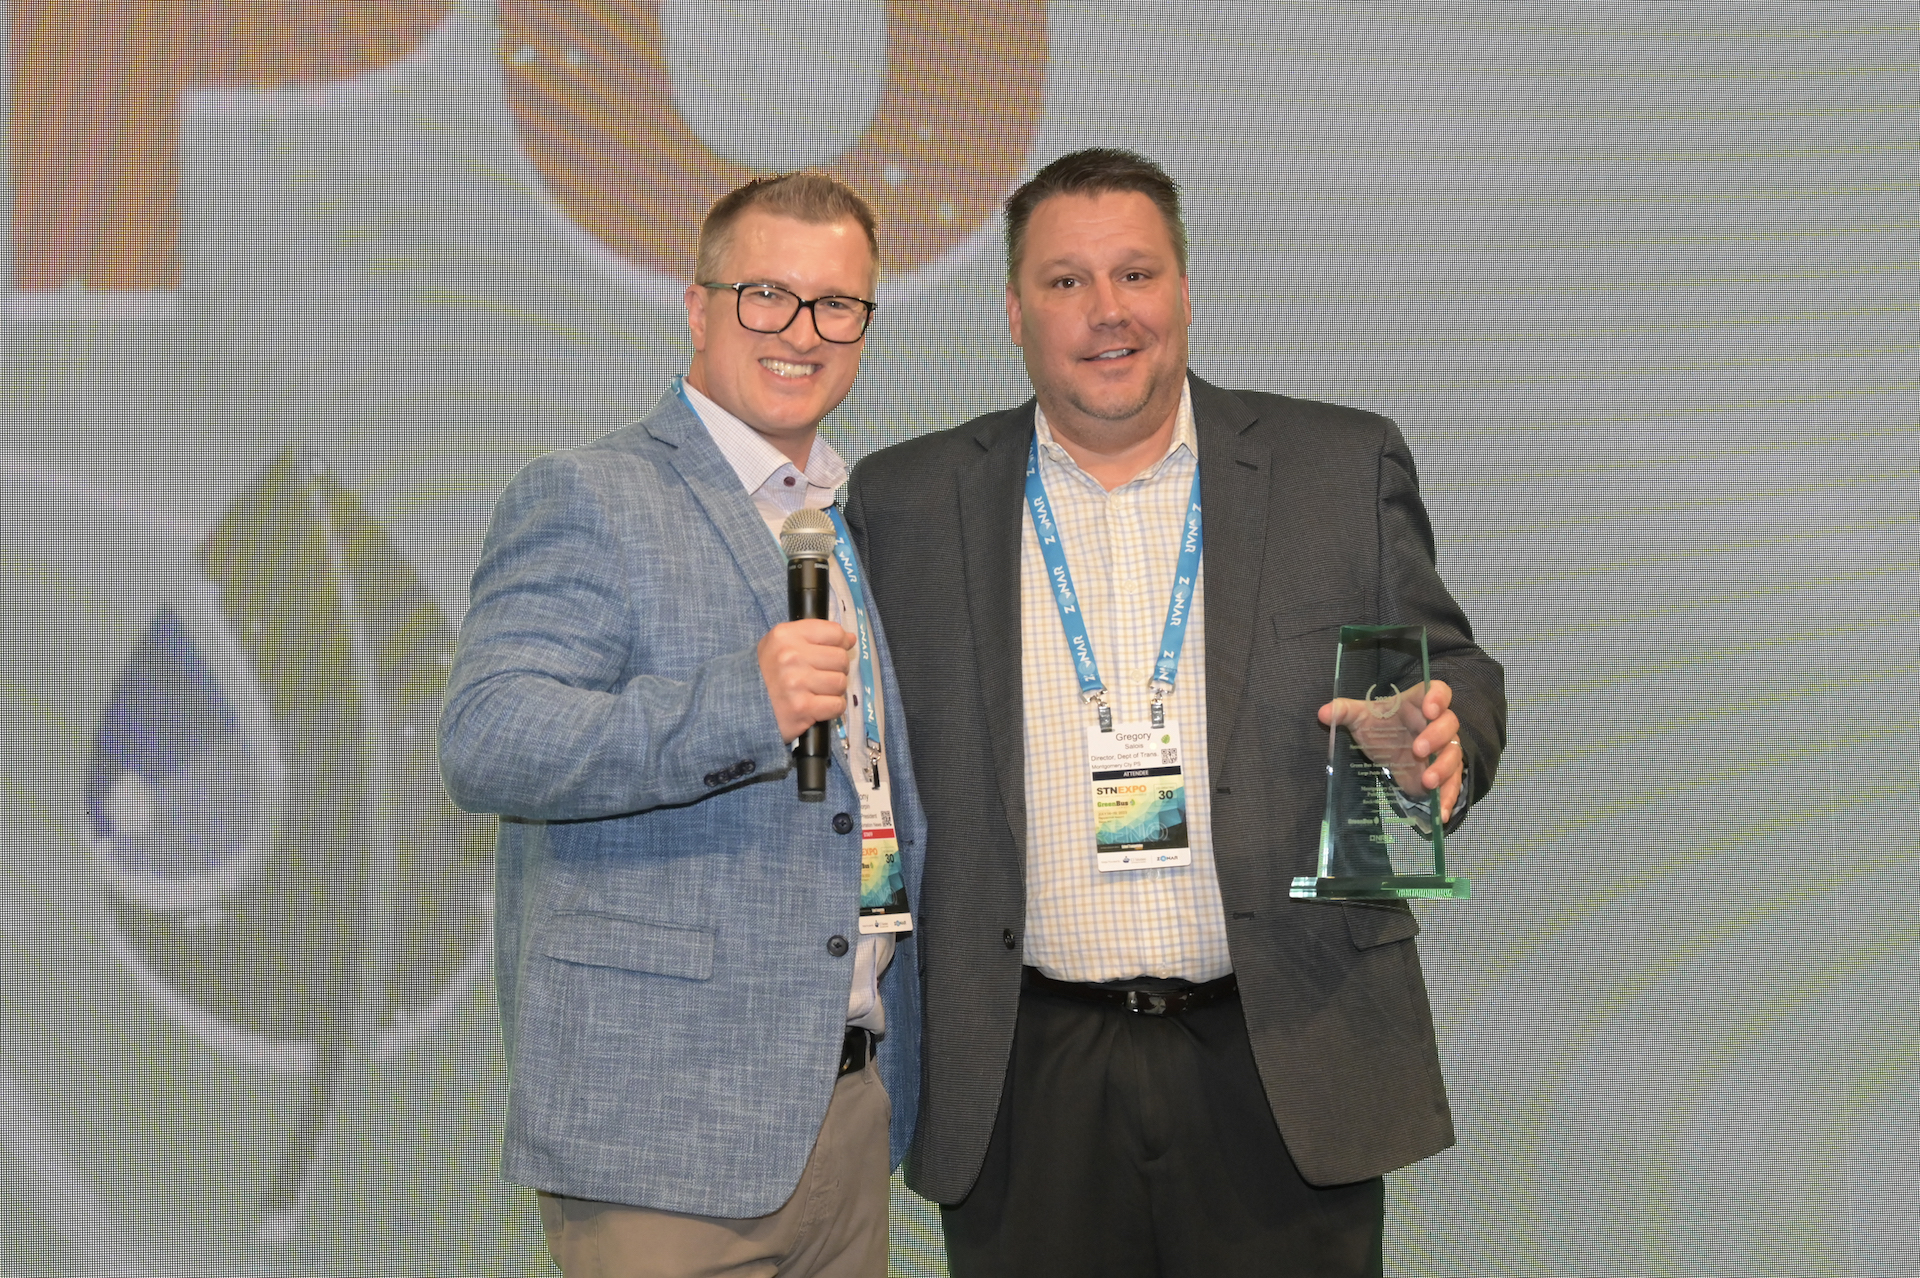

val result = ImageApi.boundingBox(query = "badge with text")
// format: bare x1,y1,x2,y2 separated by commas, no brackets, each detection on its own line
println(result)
1087,723,1192,872
857,776,911,933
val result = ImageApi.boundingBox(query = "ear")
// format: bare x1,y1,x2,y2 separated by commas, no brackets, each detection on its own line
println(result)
1005,280,1023,347
685,282,709,352
1181,272,1192,327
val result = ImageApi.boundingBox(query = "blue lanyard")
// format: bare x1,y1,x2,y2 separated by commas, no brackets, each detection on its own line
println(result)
1025,432,1203,732
825,507,884,776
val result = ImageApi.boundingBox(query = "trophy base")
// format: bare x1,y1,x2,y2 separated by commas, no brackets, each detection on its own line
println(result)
1290,873,1470,901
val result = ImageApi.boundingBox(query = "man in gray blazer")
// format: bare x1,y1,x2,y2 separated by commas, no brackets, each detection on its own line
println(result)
847,150,1506,1275
441,172,924,1278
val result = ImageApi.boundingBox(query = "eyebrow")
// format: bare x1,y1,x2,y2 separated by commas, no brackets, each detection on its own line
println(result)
730,278,876,302
1028,249,1164,275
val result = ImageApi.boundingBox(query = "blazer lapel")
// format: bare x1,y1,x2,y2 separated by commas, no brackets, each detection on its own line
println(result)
956,405,1036,855
1191,376,1270,778
643,388,790,632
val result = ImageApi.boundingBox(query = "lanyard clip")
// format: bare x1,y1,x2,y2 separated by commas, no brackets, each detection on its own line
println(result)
1087,690,1113,733
1149,688,1168,730
866,748,882,791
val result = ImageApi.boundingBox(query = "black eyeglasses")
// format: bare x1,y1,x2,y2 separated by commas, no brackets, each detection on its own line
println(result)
701,282,876,344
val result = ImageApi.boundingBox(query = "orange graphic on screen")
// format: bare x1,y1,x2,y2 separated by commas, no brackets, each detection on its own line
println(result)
8,1,450,293
500,0,1049,276
8,1,1046,298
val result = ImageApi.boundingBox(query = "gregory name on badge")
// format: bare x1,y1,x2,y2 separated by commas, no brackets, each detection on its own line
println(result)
1087,723,1192,872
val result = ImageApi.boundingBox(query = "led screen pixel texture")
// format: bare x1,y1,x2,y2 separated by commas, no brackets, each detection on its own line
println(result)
2,4,1914,1276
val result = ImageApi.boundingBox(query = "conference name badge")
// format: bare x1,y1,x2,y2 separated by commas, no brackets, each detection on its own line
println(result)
1087,723,1192,872
856,776,911,934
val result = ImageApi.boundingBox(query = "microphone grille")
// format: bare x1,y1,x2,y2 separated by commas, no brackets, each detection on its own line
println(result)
779,507,837,561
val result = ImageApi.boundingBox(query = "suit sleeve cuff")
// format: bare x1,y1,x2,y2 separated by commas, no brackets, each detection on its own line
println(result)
659,645,793,797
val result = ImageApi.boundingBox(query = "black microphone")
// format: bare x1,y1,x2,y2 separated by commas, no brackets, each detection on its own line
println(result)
779,508,838,801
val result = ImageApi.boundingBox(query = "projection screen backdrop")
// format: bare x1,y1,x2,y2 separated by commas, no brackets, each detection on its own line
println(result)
2,3,1915,1275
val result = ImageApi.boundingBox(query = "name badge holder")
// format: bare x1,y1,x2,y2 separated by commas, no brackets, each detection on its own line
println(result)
826,508,912,933
1026,434,1203,873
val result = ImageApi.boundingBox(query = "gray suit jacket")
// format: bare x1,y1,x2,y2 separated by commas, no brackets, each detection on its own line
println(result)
845,373,1505,1201
440,386,925,1217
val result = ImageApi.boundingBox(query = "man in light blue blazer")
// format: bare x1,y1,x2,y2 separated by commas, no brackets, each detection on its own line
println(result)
440,172,924,1278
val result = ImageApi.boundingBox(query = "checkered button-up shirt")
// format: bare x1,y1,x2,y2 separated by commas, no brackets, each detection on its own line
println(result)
1020,380,1233,983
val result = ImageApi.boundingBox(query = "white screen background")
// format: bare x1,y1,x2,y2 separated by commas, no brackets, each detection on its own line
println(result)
2,4,1913,1275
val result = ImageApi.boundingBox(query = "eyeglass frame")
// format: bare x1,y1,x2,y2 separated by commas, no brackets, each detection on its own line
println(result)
699,281,878,344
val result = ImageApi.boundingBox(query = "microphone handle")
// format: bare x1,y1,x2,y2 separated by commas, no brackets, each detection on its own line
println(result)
789,556,831,801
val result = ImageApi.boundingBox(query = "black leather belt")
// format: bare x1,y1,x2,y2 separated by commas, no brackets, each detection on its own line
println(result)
839,1026,875,1076
1024,966,1238,1017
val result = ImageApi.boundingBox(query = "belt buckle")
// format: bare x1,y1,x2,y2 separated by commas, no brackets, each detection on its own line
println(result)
1124,989,1171,1016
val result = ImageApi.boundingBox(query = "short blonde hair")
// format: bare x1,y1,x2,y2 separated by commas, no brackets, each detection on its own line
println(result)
695,171,880,284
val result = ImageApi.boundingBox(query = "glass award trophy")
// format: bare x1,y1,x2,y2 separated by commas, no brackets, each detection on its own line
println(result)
1292,624,1470,900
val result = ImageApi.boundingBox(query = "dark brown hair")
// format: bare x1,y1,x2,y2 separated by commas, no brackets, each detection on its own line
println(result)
696,171,879,283
1003,148,1187,279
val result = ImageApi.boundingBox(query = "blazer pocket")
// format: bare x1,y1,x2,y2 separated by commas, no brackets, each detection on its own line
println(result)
538,911,716,981
1342,903,1421,950
1270,593,1368,643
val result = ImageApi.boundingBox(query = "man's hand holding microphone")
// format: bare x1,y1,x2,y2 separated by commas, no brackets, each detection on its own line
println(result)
760,508,855,800
757,622,854,747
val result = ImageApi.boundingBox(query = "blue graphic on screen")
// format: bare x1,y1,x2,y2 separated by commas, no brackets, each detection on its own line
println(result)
85,607,278,904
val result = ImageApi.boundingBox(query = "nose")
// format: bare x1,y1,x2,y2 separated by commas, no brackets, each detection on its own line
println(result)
1086,275,1127,329
781,302,825,351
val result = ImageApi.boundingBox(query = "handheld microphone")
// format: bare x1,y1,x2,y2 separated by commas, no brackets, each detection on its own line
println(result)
779,508,838,801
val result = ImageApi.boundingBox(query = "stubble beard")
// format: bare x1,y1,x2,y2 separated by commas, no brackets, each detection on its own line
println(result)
1065,376,1156,425
1057,360,1181,445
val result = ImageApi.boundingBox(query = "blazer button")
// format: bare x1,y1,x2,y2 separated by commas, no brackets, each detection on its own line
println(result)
702,771,721,788
826,935,850,957
1002,928,1017,950
832,812,854,834
738,759,756,776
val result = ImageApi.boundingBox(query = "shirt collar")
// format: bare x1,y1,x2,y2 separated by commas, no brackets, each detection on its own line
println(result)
680,378,848,497
1033,377,1196,485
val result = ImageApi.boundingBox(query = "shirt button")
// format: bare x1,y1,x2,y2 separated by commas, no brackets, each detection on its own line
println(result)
833,812,855,834
827,935,850,957
783,476,797,487
1002,928,1017,950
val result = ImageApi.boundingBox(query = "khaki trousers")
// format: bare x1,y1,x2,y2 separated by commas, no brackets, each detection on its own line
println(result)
538,1064,892,1278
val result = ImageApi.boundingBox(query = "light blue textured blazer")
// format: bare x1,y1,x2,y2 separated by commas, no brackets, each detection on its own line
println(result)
439,386,925,1217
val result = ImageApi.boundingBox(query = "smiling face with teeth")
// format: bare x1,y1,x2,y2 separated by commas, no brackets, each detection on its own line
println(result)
684,209,877,467
1007,190,1193,486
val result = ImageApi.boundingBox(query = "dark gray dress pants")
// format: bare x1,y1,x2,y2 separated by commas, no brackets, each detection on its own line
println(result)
939,977,1384,1278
